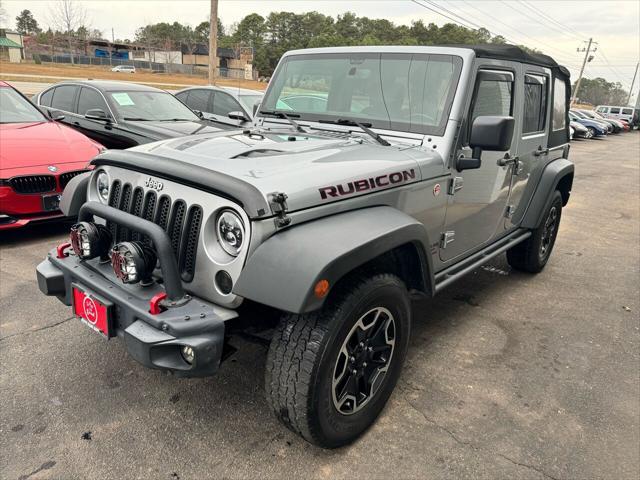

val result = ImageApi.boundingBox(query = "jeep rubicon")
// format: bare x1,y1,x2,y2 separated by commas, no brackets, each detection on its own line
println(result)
36,45,574,448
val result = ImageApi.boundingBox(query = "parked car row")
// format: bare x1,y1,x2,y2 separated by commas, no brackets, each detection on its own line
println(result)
569,107,635,140
0,79,264,230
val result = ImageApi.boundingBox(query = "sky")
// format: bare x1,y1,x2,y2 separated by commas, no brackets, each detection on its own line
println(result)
3,0,639,100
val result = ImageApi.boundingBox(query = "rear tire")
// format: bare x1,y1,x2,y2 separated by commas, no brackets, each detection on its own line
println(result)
507,190,563,273
265,274,410,448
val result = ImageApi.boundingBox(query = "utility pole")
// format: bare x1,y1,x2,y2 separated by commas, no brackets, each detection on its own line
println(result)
208,0,218,85
571,38,595,106
627,62,639,106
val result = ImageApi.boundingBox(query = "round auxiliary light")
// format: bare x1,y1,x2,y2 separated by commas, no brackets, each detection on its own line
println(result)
70,222,112,260
96,171,110,203
181,346,195,365
110,241,157,284
216,210,244,257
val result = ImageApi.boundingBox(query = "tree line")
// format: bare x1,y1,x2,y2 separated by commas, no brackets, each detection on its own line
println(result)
14,7,630,104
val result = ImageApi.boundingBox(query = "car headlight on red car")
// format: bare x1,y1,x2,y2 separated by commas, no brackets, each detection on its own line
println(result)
70,222,112,260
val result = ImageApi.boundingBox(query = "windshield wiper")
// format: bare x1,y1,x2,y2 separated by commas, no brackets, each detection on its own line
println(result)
259,110,306,133
123,117,151,121
319,118,390,146
160,118,196,122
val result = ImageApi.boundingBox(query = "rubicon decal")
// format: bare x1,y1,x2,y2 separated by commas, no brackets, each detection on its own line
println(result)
319,169,416,200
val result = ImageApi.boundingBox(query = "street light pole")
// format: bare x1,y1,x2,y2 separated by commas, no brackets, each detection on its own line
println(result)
208,0,218,85
571,38,594,107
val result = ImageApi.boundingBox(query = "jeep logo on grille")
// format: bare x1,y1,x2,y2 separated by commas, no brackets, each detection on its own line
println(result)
144,177,164,191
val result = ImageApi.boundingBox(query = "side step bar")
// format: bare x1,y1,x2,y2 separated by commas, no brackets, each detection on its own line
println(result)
434,230,531,293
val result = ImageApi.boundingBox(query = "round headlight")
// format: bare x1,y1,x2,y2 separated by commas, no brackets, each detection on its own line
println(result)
216,210,244,257
96,171,109,203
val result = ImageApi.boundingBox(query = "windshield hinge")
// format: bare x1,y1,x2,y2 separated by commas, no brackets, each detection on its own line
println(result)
268,192,292,228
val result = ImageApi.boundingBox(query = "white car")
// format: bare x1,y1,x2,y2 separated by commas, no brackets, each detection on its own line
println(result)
595,105,634,124
111,65,136,74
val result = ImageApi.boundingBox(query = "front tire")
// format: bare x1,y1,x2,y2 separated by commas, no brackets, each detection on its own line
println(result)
265,274,410,448
507,190,563,273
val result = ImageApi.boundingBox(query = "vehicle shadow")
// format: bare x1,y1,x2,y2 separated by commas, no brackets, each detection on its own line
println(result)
0,220,73,248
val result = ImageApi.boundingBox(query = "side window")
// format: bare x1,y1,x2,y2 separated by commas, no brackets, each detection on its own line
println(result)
77,87,109,116
595,106,606,113
468,70,514,141
552,77,566,130
622,108,633,115
40,88,54,107
212,92,243,116
610,107,620,114
184,89,212,112
51,85,78,113
523,74,548,134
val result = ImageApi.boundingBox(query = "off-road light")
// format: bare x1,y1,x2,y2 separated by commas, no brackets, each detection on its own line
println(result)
216,210,244,256
70,222,112,260
181,346,195,365
96,171,110,203
110,241,157,284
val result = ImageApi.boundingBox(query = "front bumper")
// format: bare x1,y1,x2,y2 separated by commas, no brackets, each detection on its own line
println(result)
36,249,237,377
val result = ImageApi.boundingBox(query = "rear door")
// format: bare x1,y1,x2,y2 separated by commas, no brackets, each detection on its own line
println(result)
505,67,551,229
46,85,79,129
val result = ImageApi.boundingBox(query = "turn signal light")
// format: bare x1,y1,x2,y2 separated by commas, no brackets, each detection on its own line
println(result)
314,279,330,298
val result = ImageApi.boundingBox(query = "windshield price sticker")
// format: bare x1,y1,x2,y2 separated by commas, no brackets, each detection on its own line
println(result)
112,92,135,106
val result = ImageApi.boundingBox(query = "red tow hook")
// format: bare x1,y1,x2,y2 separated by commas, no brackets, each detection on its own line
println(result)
149,292,168,315
56,242,72,258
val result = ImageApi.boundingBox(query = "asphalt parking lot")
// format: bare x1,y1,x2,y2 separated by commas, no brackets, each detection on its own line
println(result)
1,132,638,480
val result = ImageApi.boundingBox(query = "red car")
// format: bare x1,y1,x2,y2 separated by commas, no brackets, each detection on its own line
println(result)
0,82,104,230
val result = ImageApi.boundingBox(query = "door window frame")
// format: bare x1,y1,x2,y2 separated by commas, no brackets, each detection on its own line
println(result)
464,67,516,145
521,72,549,138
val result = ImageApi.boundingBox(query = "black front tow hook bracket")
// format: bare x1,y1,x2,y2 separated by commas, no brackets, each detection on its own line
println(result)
78,201,188,303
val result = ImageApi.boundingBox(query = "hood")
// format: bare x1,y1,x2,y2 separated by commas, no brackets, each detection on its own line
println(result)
0,121,102,174
122,120,227,141
125,129,443,214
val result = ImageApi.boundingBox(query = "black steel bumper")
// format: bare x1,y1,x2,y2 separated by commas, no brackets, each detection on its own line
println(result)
36,249,237,377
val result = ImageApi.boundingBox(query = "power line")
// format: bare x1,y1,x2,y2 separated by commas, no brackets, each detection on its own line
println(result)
519,0,586,42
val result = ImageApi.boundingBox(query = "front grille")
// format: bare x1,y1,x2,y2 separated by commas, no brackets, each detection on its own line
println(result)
107,181,203,282
9,175,56,194
59,170,89,190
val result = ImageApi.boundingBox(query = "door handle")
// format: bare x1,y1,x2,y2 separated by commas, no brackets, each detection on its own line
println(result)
497,154,519,166
534,147,549,156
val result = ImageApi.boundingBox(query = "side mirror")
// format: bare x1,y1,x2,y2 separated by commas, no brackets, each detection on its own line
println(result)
85,109,110,122
228,111,249,122
194,110,204,119
48,109,65,121
458,115,515,171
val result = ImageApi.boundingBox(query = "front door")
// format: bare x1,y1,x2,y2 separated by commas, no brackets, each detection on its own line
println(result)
505,68,551,229
440,66,517,262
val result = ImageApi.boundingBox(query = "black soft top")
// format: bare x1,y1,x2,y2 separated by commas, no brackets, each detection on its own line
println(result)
452,44,570,78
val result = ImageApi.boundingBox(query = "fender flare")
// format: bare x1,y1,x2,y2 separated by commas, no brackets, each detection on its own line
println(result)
234,206,434,314
521,158,574,229
60,172,91,217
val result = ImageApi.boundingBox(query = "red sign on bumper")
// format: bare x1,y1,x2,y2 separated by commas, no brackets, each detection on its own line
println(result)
72,286,111,337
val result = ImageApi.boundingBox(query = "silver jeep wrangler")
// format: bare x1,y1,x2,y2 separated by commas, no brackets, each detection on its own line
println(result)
37,45,574,448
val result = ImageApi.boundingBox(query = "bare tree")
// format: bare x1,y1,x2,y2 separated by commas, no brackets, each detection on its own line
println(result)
49,0,87,64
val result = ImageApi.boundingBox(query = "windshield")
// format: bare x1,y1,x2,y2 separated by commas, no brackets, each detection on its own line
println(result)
260,52,462,135
107,90,199,121
238,94,263,114
0,87,47,124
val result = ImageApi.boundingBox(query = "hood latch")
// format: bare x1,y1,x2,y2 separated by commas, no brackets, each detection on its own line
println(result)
269,192,292,228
